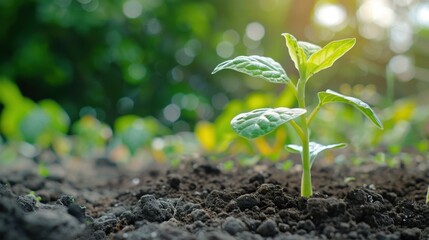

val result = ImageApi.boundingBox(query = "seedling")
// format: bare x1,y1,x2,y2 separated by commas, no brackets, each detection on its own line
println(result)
212,33,383,198
38,162,50,178
426,185,429,205
27,191,42,202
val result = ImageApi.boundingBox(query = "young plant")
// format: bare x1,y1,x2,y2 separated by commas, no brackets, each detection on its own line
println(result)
426,185,429,205
212,33,383,198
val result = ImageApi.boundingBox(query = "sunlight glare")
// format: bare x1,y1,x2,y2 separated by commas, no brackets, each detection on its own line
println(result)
357,0,395,28
390,22,413,53
411,3,429,28
314,4,346,28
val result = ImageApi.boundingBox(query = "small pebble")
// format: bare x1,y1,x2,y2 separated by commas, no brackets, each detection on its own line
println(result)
222,217,247,235
236,194,259,210
278,223,291,232
256,219,278,237
297,220,315,232
401,228,421,240
167,176,180,190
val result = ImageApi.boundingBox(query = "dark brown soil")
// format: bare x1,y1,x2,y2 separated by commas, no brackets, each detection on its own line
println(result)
0,154,428,240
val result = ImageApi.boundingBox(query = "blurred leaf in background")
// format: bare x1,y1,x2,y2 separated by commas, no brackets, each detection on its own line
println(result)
113,115,169,155
71,115,111,157
0,79,69,148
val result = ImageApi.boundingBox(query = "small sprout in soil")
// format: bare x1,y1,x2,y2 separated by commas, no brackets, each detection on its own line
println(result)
38,162,50,178
222,160,234,171
426,185,429,205
344,177,356,183
212,33,383,198
277,160,293,171
27,191,42,202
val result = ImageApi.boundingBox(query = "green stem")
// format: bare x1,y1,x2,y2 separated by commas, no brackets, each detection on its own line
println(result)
300,133,312,197
288,81,298,100
296,78,313,198
307,104,322,127
289,120,305,141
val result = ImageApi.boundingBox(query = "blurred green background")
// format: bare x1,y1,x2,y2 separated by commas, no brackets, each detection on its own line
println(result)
0,0,428,164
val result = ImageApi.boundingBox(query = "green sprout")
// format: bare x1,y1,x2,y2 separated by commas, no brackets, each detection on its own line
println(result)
212,33,383,198
426,185,429,205
27,191,42,202
38,162,50,178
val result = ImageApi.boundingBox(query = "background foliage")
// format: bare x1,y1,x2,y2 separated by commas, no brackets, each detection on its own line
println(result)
0,0,428,162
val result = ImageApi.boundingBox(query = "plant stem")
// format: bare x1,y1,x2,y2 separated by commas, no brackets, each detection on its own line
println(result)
300,131,312,197
298,116,312,197
289,120,305,140
296,79,313,198
307,104,321,126
288,81,298,99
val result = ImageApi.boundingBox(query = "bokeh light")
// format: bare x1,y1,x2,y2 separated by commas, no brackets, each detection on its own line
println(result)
246,22,265,41
163,104,181,123
358,0,395,28
388,55,415,82
357,0,395,39
223,29,241,45
123,0,143,19
411,2,429,28
314,4,347,29
117,97,134,114
146,18,162,35
389,22,413,53
216,41,234,59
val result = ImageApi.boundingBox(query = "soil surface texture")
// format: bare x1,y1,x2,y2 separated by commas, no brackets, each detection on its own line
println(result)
0,154,428,240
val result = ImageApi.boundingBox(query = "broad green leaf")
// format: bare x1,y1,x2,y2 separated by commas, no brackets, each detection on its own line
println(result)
306,38,356,78
231,108,306,139
212,55,290,84
282,33,307,76
286,142,347,167
318,89,384,129
298,41,321,59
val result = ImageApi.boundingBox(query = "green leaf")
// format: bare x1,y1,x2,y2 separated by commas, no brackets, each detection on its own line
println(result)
20,107,51,145
286,142,347,167
0,98,35,141
318,89,384,129
282,33,307,76
39,99,70,134
231,108,306,139
298,41,321,59
212,55,290,84
0,79,24,106
115,115,169,154
306,38,356,78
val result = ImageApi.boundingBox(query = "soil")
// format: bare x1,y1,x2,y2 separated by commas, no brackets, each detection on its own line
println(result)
0,153,428,240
